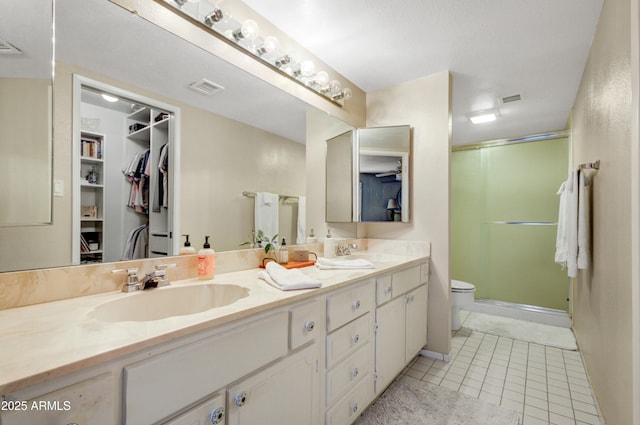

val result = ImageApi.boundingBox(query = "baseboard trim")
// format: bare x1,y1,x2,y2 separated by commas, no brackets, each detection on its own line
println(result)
420,349,450,362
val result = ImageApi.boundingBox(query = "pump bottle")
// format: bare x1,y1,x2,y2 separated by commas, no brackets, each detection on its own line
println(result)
198,236,215,280
180,234,196,255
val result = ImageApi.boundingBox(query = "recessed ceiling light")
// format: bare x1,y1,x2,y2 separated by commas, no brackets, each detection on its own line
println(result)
469,111,497,124
101,93,119,103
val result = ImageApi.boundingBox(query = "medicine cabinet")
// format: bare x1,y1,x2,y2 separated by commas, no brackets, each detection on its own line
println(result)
326,125,410,223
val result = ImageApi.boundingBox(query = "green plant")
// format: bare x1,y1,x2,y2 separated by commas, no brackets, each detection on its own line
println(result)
241,230,279,255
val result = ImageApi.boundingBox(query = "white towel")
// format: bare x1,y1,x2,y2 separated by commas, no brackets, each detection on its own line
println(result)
296,196,307,244
255,192,279,242
315,257,375,270
258,261,322,291
555,168,590,277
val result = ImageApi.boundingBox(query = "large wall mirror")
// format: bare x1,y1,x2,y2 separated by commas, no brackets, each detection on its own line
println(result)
0,0,351,272
0,1,53,226
326,125,411,223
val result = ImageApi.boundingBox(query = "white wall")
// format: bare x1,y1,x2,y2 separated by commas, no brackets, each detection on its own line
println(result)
365,72,452,354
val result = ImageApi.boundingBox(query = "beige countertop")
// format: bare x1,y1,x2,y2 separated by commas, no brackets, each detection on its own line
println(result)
0,252,428,395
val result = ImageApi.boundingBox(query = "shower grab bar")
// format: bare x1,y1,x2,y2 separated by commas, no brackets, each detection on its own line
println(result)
487,221,557,226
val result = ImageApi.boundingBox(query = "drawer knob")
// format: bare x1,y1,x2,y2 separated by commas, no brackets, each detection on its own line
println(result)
351,367,359,378
304,320,315,332
350,402,359,414
235,391,248,407
210,407,225,424
352,334,360,344
352,300,361,310
384,286,392,295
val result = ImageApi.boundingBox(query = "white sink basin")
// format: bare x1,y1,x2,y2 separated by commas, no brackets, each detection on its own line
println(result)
90,284,249,322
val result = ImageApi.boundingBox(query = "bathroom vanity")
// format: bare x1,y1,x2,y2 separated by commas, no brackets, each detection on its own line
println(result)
0,249,429,425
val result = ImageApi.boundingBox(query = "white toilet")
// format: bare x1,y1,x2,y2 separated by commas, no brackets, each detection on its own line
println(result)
451,280,476,331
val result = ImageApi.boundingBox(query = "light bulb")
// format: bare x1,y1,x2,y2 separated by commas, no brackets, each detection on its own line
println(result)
203,8,223,26
300,60,315,77
316,71,329,86
234,19,259,41
329,79,341,94
258,36,280,55
342,88,353,100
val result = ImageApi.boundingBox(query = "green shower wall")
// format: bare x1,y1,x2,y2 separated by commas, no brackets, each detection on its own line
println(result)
452,138,570,311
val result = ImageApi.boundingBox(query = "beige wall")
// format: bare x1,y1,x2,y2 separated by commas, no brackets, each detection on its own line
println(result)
570,0,637,423
364,72,452,354
0,61,305,271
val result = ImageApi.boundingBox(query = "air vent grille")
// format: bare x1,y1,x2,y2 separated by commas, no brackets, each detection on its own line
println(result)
501,94,522,103
188,78,225,96
0,39,22,54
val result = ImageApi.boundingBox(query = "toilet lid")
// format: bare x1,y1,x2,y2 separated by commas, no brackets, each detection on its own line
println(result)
452,280,475,291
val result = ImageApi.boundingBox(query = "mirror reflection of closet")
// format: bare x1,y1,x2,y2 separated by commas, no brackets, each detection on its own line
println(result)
72,76,180,264
326,125,410,223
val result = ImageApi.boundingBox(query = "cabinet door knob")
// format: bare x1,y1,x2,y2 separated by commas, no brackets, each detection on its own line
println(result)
235,391,248,407
210,407,225,424
352,300,361,310
351,367,359,378
350,402,359,413
304,320,315,332
352,334,360,344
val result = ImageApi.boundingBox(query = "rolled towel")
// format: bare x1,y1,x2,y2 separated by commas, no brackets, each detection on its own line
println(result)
315,257,375,270
258,261,322,291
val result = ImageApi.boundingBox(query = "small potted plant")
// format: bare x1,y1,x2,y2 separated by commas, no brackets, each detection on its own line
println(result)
241,230,279,264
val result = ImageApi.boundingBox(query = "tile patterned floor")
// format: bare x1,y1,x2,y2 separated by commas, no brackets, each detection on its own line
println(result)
403,312,605,425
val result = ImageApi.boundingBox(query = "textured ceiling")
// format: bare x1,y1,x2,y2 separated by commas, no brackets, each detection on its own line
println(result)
243,0,604,144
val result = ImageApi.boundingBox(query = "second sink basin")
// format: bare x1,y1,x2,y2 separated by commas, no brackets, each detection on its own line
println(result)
90,283,249,322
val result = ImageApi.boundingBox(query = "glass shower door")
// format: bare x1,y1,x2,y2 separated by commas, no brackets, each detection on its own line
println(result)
452,137,570,311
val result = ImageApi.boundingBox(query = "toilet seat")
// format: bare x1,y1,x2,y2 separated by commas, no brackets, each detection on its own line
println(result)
451,280,475,293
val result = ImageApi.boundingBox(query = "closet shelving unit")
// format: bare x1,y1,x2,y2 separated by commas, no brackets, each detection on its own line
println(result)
79,130,106,264
124,106,172,258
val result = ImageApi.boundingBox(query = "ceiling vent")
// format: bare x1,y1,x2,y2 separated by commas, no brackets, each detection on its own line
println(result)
500,94,522,104
0,38,22,54
188,78,225,96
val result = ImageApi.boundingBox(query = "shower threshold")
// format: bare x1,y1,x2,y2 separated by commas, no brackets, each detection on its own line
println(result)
464,298,571,328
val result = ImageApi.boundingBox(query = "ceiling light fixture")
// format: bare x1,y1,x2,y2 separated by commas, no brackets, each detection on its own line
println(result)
469,110,498,124
162,0,352,106
101,93,119,103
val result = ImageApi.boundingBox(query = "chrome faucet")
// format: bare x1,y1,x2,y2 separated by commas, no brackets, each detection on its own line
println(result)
336,242,358,256
112,264,174,292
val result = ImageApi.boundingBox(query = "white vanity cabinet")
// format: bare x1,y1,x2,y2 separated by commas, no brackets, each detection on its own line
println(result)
324,279,376,425
374,263,429,394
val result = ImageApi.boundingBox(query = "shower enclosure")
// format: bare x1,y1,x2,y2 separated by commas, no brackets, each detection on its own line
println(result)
452,136,569,312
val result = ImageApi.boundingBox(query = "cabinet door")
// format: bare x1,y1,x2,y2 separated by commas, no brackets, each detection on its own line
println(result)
0,374,114,425
227,343,320,425
374,296,405,394
405,284,428,362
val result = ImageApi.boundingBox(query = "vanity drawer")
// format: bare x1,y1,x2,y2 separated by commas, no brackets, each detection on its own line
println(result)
326,279,374,332
290,297,325,350
375,275,392,305
326,342,371,406
149,232,170,256
391,265,421,298
326,312,372,368
325,374,374,425
123,311,288,425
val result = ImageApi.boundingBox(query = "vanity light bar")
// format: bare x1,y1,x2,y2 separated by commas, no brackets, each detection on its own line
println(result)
163,0,352,106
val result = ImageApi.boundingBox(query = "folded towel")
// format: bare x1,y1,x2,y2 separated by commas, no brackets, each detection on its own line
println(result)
315,257,375,270
258,261,322,291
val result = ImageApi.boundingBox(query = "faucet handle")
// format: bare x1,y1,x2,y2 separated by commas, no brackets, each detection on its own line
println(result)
112,268,140,292
154,263,176,271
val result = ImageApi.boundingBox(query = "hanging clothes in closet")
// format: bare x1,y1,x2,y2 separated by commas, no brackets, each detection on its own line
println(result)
154,143,169,212
122,149,151,215
122,223,148,260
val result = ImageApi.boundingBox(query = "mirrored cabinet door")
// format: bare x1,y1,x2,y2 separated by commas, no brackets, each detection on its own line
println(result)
326,125,410,223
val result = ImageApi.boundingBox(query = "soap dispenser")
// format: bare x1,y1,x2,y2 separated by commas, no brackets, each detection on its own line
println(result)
198,236,215,280
180,234,196,255
278,238,289,264
306,228,317,244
